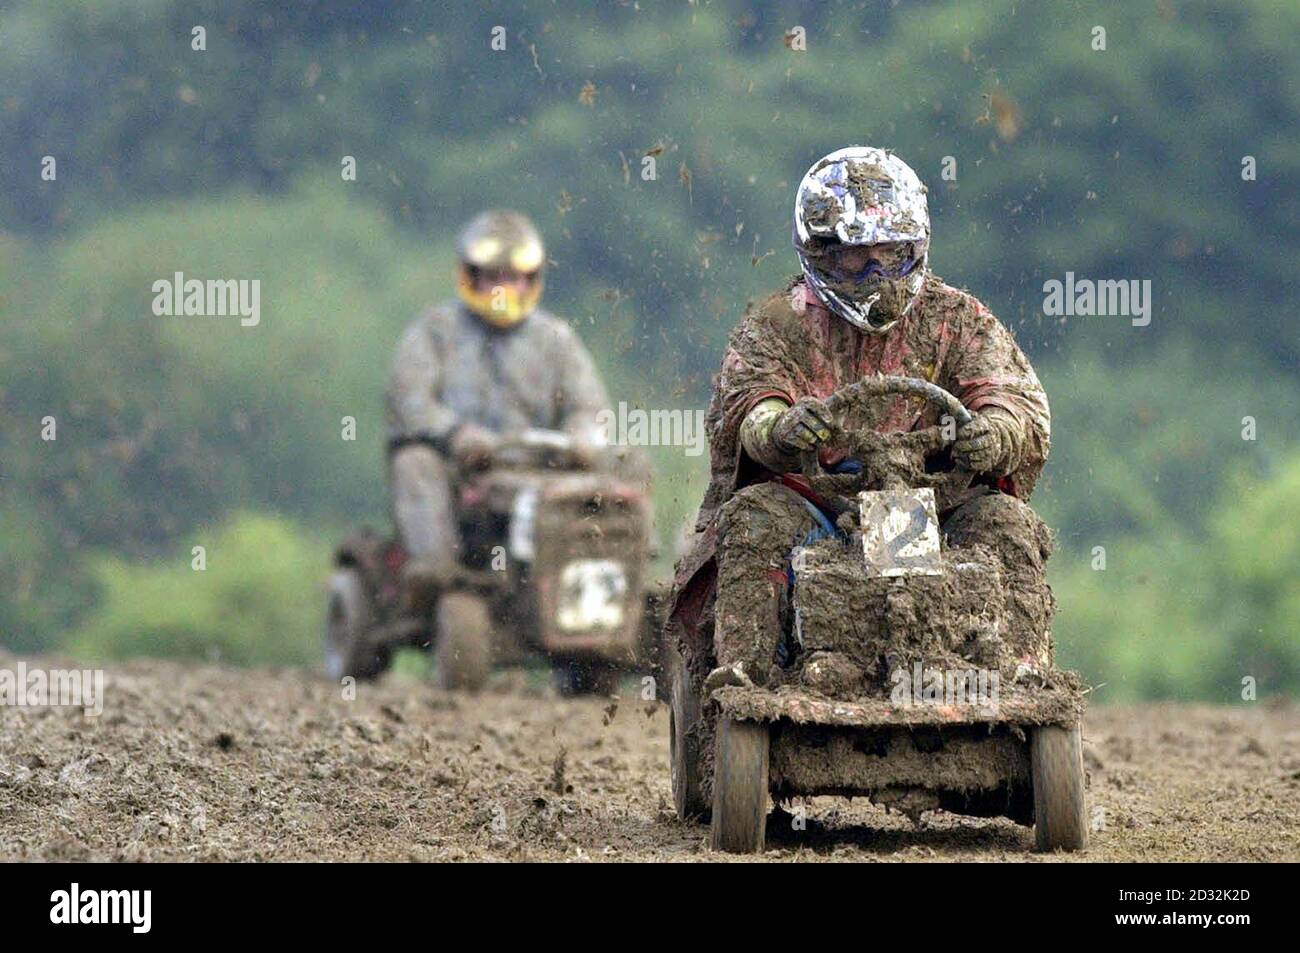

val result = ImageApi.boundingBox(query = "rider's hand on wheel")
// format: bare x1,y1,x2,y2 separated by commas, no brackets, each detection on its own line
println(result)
771,397,835,455
953,412,1006,473
450,424,499,469
568,433,604,470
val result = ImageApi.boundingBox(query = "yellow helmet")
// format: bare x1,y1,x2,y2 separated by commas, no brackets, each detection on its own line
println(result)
455,210,545,328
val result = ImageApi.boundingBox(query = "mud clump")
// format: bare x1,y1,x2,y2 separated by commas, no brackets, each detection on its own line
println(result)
549,747,569,794
714,482,817,684
799,650,869,696
789,491,1058,697
769,723,1031,805
792,539,1019,686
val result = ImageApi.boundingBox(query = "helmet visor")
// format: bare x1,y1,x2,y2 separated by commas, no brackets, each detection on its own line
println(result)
808,240,923,283
458,265,543,326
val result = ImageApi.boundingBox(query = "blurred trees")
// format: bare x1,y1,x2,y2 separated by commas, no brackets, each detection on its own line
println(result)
5,1,1297,374
65,512,326,667
1051,450,1300,702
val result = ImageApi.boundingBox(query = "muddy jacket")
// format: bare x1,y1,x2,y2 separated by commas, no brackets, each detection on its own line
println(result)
670,273,1050,626
386,301,611,449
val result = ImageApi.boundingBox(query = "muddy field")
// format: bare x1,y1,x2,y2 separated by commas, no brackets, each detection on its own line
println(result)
2,653,1297,862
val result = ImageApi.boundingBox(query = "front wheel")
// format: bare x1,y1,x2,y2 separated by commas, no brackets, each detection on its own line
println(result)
434,592,493,692
668,647,708,821
1031,723,1088,852
324,569,389,681
710,717,770,853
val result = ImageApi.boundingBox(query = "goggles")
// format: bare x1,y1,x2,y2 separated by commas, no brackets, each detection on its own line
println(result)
816,241,922,283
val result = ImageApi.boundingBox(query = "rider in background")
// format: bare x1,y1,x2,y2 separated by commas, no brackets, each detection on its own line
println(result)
385,210,616,602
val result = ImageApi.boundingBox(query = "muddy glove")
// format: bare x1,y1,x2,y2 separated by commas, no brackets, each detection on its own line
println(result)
770,397,835,455
450,423,499,469
953,409,1018,474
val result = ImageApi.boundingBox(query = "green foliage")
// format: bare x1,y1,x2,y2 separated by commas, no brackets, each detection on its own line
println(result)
4,0,1297,383
64,512,326,667
1,186,434,555
1051,534,1213,703
1052,450,1300,703
1034,344,1293,544
1210,453,1300,695
0,501,99,654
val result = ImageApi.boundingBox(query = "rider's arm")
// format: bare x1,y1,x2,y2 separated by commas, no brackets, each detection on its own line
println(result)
947,299,1051,481
553,324,614,439
740,397,801,473
385,316,463,455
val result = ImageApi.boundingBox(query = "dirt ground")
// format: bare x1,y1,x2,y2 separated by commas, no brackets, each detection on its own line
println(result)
2,653,1297,862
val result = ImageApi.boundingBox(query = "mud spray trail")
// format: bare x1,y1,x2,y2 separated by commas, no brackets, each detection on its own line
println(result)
1,654,1297,862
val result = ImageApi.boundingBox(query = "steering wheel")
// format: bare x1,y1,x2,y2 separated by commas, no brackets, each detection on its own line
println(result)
476,429,589,472
797,374,974,516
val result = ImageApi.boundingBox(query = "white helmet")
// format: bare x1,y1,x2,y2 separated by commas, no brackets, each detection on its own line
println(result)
793,146,930,333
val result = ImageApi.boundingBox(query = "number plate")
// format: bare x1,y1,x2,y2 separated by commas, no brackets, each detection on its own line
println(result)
859,488,943,577
556,559,628,631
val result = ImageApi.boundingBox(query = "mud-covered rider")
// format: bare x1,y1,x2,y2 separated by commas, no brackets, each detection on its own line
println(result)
664,147,1054,696
385,210,618,601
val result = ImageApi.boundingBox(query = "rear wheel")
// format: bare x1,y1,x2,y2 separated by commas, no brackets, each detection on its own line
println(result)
710,717,770,853
324,569,389,681
1031,723,1088,852
434,592,493,692
553,658,621,697
668,648,708,820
